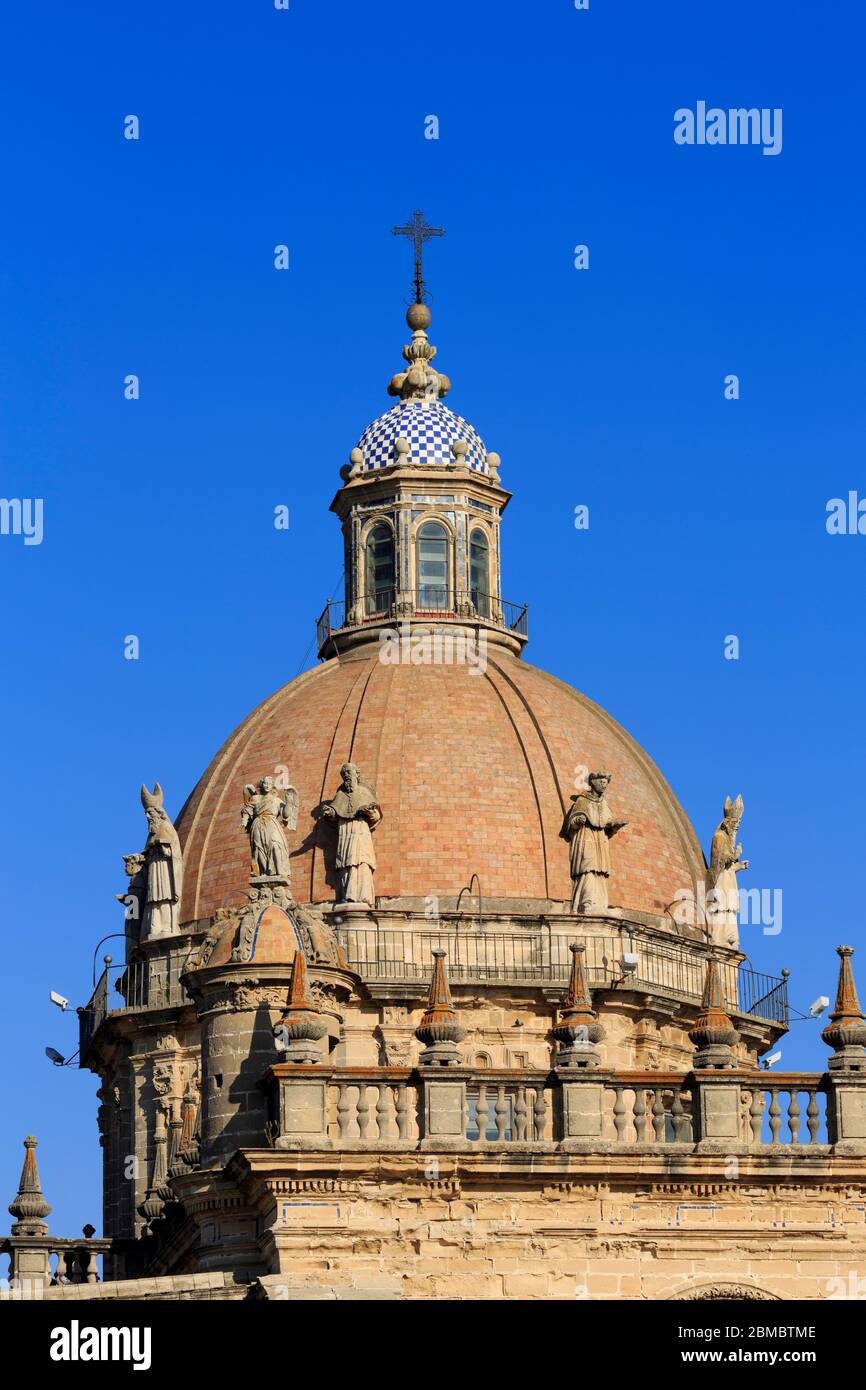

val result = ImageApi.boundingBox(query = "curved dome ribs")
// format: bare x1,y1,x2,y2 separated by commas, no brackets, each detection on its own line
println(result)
307,661,374,902
482,667,552,900
175,648,707,920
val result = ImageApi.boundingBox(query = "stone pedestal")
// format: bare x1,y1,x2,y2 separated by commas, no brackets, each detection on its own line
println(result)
691,1071,746,1149
419,1071,469,1150
826,1074,866,1150
558,1074,605,1147
273,1066,332,1150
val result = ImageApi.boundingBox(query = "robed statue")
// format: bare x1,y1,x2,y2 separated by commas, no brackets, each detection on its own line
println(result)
317,763,382,907
241,776,299,880
140,784,184,940
559,770,627,914
707,794,748,948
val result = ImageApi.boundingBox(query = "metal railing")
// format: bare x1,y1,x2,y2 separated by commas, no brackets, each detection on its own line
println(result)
336,925,788,1024
79,956,189,1058
316,588,528,651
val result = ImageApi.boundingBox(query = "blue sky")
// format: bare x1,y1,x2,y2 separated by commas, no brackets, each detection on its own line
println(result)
1,1,864,1234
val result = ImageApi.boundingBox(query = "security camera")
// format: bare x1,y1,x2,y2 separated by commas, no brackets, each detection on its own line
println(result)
809,996,830,1018
45,1046,66,1065
621,952,639,974
762,1050,783,1069
50,991,70,1011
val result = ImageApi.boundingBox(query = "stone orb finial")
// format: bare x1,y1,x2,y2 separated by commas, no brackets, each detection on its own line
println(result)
393,437,411,463
406,302,431,331
449,439,467,469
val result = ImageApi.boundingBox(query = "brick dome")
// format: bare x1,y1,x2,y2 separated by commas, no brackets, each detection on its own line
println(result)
176,648,705,923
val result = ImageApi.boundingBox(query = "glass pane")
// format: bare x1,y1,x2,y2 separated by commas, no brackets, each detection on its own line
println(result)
470,529,489,617
365,524,394,614
417,523,449,609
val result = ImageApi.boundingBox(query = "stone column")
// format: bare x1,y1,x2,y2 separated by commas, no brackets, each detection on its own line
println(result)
272,952,331,1150
7,1136,52,1293
689,957,745,1148
555,944,606,1147
823,946,866,1150
415,951,469,1150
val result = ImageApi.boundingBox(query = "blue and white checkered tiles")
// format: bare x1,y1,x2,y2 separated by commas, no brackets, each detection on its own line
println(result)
356,401,488,472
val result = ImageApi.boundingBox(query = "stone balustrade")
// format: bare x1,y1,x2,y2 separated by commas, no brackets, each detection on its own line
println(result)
269,1063,865,1153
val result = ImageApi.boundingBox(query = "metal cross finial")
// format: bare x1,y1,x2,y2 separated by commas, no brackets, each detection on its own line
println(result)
391,210,445,305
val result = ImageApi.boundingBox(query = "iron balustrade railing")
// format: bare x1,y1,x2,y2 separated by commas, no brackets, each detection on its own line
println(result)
316,588,528,651
79,956,189,1058
337,925,788,1025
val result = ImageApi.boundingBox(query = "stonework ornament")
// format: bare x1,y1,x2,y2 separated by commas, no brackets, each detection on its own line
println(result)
140,784,183,940
559,771,627,914
707,794,748,948
316,763,382,907
241,776,299,880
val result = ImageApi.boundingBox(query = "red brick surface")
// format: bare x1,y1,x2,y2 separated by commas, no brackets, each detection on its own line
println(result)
175,650,705,920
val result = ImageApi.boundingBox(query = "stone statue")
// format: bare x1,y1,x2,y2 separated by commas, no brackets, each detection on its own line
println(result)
317,763,382,907
140,785,183,940
241,776,299,881
116,852,146,934
559,770,627,914
707,795,748,949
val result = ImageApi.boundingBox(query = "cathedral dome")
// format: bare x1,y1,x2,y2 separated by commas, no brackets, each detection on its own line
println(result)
175,647,705,924
356,399,488,472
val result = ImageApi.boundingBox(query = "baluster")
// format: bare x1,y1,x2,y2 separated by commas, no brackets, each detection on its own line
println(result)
613,1086,626,1143
533,1087,547,1141
806,1089,820,1145
633,1088,647,1143
652,1088,666,1142
671,1088,685,1142
494,1085,509,1142
475,1084,489,1142
768,1087,782,1144
787,1090,801,1145
357,1085,370,1139
749,1089,763,1143
376,1085,393,1140
336,1083,351,1139
514,1087,528,1141
395,1083,409,1140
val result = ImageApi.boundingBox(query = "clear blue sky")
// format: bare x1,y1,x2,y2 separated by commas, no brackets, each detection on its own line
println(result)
1,1,864,1235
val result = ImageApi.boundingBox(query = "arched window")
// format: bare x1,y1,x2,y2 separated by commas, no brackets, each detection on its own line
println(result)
416,521,450,610
365,522,395,614
469,527,490,618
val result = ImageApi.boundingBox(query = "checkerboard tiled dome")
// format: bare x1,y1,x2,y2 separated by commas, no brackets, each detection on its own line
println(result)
357,400,488,472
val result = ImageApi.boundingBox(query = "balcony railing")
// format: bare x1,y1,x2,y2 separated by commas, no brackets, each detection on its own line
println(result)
79,955,189,1059
317,588,528,652
337,925,789,1025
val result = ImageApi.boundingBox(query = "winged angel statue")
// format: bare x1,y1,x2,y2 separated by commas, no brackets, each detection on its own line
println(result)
240,775,299,881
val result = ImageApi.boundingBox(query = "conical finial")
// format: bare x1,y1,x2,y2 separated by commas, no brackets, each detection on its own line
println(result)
415,950,466,1066
822,946,866,1072
273,949,328,1064
9,1136,52,1230
689,956,739,1069
554,944,603,1068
